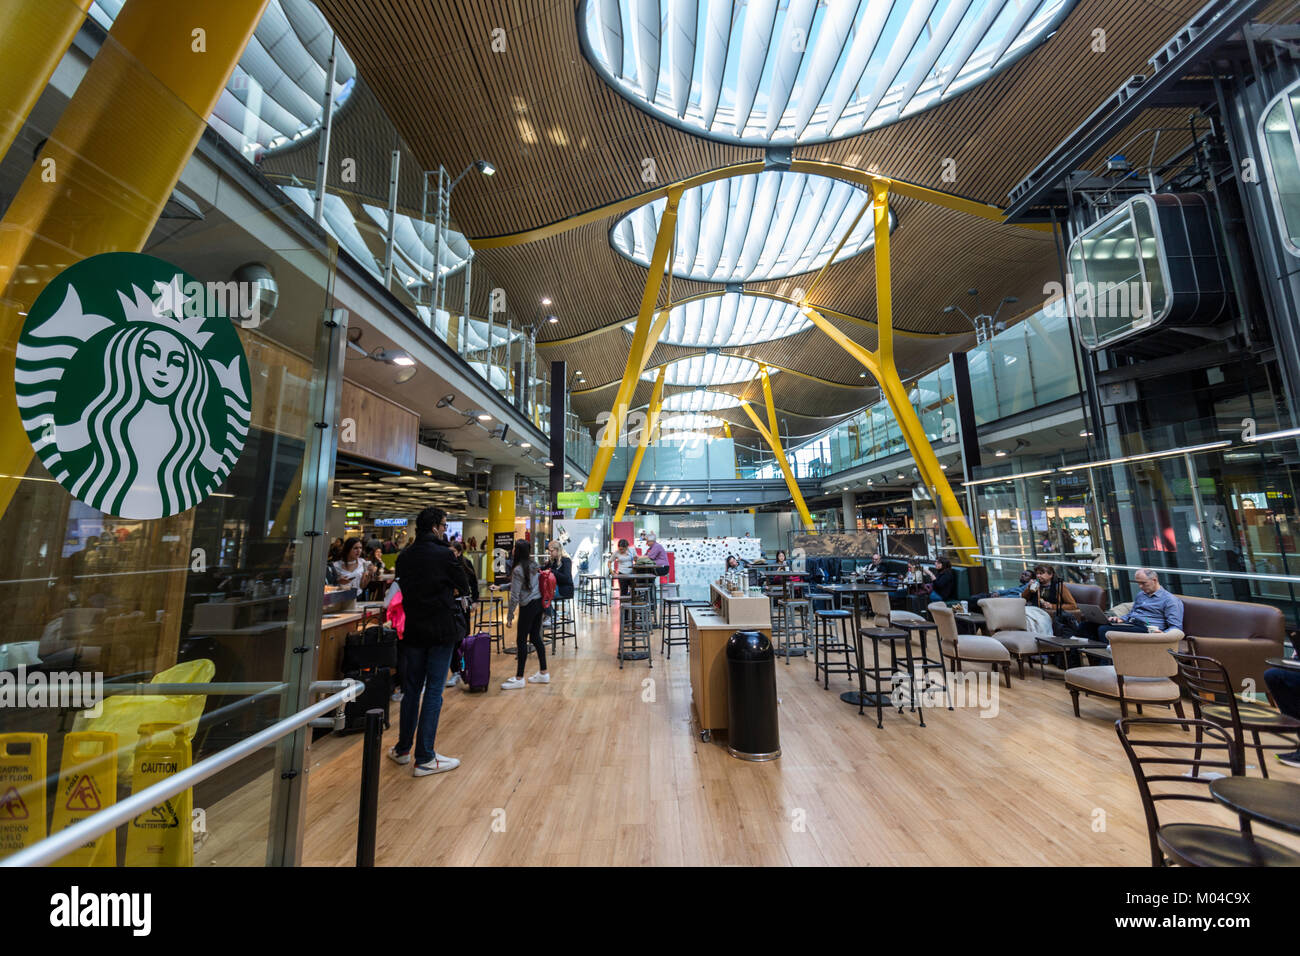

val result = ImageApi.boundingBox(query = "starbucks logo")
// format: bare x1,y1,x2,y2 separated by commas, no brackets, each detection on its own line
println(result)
15,253,251,520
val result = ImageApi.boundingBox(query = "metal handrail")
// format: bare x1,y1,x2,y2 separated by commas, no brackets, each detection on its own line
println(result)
973,554,1300,585
1,679,362,868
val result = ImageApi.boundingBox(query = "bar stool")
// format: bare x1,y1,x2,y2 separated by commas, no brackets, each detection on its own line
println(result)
777,588,812,664
765,585,787,642
813,607,857,690
476,595,506,653
858,625,925,729
897,617,951,710
659,582,680,632
809,592,835,658
618,586,654,669
546,594,578,652
661,596,690,658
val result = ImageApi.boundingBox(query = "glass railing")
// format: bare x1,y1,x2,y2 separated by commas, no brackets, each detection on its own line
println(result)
779,305,1081,477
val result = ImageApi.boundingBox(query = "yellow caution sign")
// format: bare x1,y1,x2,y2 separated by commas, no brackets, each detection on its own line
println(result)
124,723,192,868
0,732,47,859
51,731,118,867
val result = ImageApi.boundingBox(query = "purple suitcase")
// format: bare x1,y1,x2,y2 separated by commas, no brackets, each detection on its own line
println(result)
460,632,491,693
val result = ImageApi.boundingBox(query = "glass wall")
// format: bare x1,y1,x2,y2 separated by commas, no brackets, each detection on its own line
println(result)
0,3,342,865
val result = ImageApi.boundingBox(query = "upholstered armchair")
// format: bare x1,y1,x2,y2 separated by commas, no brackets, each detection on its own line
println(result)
930,602,1011,687
976,597,1042,679
1065,630,1187,719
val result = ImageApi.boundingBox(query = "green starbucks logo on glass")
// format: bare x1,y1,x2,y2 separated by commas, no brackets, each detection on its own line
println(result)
15,252,251,519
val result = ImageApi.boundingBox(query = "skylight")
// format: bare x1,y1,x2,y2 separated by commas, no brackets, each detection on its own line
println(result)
659,414,726,432
580,0,1076,146
623,293,810,347
610,171,892,282
647,355,769,386
661,390,743,412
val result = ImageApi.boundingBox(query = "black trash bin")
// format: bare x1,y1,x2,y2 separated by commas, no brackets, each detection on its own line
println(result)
725,630,781,761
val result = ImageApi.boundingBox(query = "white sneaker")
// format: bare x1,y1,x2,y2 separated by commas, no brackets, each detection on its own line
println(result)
413,754,460,776
501,676,526,690
445,673,459,688
386,747,411,765
527,672,550,684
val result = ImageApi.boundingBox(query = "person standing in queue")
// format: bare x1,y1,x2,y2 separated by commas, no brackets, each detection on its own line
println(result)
502,539,550,690
388,507,468,776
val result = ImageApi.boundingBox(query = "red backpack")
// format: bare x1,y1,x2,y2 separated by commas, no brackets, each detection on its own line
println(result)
538,569,556,609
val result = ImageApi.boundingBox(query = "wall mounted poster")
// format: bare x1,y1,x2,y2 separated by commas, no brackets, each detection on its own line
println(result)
492,530,514,585
554,519,603,577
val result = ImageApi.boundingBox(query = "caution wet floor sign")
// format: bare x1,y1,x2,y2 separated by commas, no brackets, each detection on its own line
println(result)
52,731,118,867
125,724,192,868
0,733,47,858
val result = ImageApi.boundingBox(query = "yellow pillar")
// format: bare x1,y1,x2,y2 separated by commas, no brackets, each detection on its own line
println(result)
577,188,681,518
0,0,270,516
738,379,815,531
488,465,516,585
614,367,665,521
0,0,94,164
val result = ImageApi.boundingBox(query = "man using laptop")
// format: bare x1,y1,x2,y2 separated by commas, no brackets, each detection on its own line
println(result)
1097,568,1184,641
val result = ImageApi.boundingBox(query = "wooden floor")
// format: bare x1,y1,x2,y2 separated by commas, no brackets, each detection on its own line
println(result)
200,604,1300,866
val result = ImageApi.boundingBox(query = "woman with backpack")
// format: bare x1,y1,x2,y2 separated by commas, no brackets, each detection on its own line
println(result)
503,539,550,690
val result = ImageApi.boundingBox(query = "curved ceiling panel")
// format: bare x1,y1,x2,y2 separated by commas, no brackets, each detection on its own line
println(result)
659,414,725,432
646,354,769,386
661,390,744,412
93,0,358,158
623,293,810,347
580,0,1076,146
610,171,893,283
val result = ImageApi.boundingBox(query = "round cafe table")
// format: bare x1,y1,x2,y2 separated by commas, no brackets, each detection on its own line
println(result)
816,583,892,711
1209,777,1300,836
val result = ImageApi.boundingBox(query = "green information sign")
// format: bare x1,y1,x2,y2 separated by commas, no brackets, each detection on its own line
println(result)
556,491,601,509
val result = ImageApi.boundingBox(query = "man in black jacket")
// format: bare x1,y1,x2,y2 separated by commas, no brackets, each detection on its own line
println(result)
389,507,469,776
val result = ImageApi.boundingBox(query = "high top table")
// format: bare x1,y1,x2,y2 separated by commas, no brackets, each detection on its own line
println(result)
816,583,893,710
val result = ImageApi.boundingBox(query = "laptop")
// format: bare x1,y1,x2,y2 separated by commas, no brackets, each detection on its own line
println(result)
1075,603,1113,625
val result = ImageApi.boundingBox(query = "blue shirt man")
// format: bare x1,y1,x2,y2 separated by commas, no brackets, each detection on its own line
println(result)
1104,569,1184,635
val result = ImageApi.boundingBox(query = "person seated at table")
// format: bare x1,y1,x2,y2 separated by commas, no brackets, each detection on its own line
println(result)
1020,564,1080,638
893,562,924,600
643,531,670,578
612,539,635,572
1263,663,1300,768
724,554,741,575
865,552,886,578
970,570,1032,603
924,556,957,602
773,549,788,570
1097,568,1183,642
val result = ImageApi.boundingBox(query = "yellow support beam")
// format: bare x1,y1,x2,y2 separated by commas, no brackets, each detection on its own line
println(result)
738,373,814,533
577,187,682,519
803,181,979,564
614,367,665,521
0,0,270,517
0,0,94,164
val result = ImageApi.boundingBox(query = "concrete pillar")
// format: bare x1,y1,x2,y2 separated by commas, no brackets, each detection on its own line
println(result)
489,465,516,584
841,490,857,532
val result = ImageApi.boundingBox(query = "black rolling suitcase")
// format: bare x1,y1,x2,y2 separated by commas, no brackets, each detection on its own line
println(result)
342,664,392,732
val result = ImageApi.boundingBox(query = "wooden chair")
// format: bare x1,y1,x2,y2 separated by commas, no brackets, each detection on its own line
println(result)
1115,716,1300,867
1172,650,1300,779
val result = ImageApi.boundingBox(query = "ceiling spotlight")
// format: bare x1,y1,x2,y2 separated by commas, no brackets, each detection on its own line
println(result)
859,372,867,378
543,459,554,468
541,297,552,305
520,442,531,449
547,315,559,324
1079,429,1093,437
994,449,1008,457
477,413,492,422
475,159,496,176
369,347,414,366
897,473,906,480
564,473,572,479
436,394,456,408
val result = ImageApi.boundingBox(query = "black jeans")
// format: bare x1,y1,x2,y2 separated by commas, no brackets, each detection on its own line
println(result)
515,599,547,678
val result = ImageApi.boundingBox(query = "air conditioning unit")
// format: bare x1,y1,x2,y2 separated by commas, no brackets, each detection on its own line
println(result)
1067,193,1229,350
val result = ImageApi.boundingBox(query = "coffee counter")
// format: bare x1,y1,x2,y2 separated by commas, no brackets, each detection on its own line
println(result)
688,585,771,742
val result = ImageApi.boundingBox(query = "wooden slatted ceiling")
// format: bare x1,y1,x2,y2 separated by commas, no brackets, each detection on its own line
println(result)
306,0,1212,432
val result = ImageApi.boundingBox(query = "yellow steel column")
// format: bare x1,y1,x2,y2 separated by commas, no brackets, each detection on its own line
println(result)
577,187,681,518
864,181,979,563
614,366,665,521
739,394,814,531
0,0,94,164
0,0,270,516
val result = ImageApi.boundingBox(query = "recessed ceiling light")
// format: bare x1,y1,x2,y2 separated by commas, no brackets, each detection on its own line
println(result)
477,413,492,422
520,442,531,449
994,449,1008,457
547,316,559,324
541,297,552,305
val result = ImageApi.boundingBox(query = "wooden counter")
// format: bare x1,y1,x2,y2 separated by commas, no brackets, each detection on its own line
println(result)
317,611,365,685
688,598,771,742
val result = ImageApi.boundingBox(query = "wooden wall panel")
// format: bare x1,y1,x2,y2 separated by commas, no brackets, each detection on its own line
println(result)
338,380,419,471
